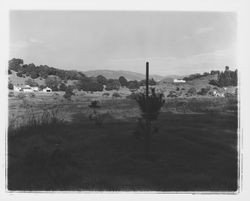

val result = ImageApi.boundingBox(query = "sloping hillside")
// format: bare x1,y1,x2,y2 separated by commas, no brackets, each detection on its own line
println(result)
84,70,164,81
8,70,45,86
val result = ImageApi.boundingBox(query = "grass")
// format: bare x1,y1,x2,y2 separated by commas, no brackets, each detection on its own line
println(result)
8,106,238,191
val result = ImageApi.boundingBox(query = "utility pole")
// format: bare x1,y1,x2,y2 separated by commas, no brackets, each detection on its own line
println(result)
145,61,151,158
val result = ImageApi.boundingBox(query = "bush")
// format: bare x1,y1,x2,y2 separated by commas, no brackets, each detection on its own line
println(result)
89,100,101,108
9,92,14,97
17,93,26,99
112,92,121,98
126,92,138,99
102,92,110,97
197,87,210,96
135,88,165,121
187,87,197,96
29,93,36,98
8,82,14,90
167,91,178,98
63,86,74,100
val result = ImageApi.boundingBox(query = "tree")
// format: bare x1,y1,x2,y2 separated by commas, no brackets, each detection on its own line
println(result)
45,76,60,91
59,83,67,91
118,76,128,87
105,79,121,91
97,75,108,85
135,88,165,158
139,78,156,86
8,82,13,90
8,58,23,72
127,80,140,90
187,87,197,96
25,78,38,87
63,86,74,100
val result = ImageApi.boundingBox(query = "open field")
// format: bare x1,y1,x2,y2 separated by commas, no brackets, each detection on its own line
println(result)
8,92,238,191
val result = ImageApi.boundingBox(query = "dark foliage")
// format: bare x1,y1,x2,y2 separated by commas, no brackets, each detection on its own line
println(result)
135,89,165,121
118,76,128,87
105,79,120,91
25,78,39,87
209,67,238,87
63,86,75,100
97,75,108,85
112,92,121,98
8,82,14,90
197,86,211,96
127,80,140,90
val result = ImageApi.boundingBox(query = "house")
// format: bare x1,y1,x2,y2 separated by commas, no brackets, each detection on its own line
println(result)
13,85,21,92
43,87,52,92
173,79,186,83
22,85,33,92
31,87,39,92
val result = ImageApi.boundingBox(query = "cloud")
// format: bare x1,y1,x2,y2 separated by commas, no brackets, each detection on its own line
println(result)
195,27,214,34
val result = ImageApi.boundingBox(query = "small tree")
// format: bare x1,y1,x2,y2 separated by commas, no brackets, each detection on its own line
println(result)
118,76,128,87
135,89,165,159
25,78,38,87
136,88,165,121
63,86,74,100
8,82,14,90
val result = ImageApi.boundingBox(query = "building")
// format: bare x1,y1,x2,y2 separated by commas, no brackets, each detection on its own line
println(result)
42,87,52,92
22,85,33,92
13,85,21,92
31,87,39,92
173,79,186,83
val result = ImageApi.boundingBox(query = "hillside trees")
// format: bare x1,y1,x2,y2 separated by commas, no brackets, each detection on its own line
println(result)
209,67,237,87
9,58,23,72
118,76,128,87
77,77,103,92
25,78,39,87
45,77,60,91
105,79,121,91
97,75,108,85
127,80,140,90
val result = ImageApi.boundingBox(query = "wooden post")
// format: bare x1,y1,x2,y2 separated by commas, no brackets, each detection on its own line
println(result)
145,62,151,158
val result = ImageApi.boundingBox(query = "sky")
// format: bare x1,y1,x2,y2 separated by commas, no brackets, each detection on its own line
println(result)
9,11,237,76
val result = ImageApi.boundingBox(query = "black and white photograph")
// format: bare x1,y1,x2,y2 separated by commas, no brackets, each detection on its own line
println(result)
1,0,250,198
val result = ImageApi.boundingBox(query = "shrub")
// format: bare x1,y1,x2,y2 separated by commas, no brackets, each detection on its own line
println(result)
29,93,36,98
187,87,197,96
8,82,14,90
197,87,210,96
89,100,101,108
63,86,74,100
8,91,14,97
102,92,110,97
167,91,178,98
112,92,121,98
126,92,138,99
135,88,165,121
17,93,26,99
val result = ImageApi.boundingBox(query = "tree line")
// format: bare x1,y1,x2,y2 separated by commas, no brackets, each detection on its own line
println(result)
8,58,156,91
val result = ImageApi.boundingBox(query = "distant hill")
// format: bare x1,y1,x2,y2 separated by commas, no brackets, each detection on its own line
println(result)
84,70,164,81
159,75,184,83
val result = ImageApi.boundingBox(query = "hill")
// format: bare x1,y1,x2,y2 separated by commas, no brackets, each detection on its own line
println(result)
84,70,164,81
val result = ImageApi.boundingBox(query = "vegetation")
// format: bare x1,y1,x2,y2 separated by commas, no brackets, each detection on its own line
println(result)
209,66,238,87
63,86,75,100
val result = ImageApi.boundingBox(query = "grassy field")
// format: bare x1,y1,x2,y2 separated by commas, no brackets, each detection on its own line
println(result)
7,92,238,191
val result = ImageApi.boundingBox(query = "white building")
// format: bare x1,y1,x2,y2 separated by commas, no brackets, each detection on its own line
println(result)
13,85,21,92
173,79,186,83
31,87,39,92
21,85,33,92
43,87,52,92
